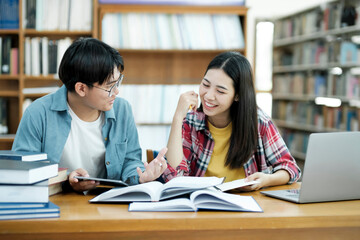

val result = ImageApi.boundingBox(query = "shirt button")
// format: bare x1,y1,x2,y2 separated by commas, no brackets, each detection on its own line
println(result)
104,137,108,141
106,161,110,165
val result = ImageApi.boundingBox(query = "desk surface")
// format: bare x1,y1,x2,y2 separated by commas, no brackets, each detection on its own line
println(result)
1,183,360,240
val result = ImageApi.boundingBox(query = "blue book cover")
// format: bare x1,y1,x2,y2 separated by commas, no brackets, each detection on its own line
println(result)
0,201,60,220
0,150,47,161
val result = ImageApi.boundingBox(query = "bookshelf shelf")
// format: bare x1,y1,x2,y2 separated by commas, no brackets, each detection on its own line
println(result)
0,0,98,149
115,48,245,54
23,30,94,37
0,30,19,34
272,0,360,164
274,25,360,47
0,91,19,97
273,62,360,73
0,75,19,80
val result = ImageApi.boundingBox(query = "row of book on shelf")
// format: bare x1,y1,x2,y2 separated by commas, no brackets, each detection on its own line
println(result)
272,100,360,131
274,0,360,39
0,150,67,220
274,39,360,67
102,13,244,50
0,36,72,76
273,71,360,99
24,37,72,76
0,36,18,75
23,0,92,31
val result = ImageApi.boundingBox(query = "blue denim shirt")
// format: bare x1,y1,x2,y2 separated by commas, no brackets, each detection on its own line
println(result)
12,85,144,185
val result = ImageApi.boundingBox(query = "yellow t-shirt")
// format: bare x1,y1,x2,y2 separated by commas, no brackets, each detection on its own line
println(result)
204,121,245,182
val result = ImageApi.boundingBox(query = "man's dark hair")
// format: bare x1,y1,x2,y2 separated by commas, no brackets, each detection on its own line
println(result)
59,38,124,92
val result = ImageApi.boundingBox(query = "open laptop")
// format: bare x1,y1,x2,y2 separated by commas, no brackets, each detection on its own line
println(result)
261,131,360,203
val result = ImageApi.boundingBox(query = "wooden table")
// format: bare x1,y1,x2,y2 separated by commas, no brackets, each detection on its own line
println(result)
1,183,359,240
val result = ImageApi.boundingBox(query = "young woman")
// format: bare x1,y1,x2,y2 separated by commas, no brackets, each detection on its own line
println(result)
162,51,300,191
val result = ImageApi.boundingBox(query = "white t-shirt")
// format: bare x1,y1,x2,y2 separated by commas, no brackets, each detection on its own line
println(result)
59,105,106,178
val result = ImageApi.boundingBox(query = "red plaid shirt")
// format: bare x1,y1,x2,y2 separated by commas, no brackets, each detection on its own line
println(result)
161,108,301,183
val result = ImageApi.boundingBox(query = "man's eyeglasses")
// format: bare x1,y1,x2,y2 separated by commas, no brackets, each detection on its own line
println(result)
90,74,124,97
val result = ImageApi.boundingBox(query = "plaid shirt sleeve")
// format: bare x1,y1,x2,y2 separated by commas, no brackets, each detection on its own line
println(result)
256,113,301,183
161,118,193,182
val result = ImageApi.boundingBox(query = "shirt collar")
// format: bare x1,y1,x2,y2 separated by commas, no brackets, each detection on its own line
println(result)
50,85,68,112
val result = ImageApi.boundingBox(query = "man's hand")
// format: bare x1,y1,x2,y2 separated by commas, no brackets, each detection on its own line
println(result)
137,148,168,183
68,168,99,192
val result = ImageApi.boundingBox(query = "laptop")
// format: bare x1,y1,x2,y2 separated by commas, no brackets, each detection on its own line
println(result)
261,131,360,203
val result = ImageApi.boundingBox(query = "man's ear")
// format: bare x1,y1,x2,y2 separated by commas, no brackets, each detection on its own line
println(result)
234,95,239,101
74,82,87,97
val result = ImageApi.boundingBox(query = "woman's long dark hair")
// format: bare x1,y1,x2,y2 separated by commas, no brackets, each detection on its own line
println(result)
205,51,258,169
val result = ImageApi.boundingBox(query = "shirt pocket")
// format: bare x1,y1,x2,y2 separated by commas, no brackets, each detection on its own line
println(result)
112,139,128,167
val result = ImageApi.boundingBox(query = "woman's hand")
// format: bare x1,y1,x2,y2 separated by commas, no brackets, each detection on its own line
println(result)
68,168,99,192
173,91,198,121
137,148,168,183
239,170,291,192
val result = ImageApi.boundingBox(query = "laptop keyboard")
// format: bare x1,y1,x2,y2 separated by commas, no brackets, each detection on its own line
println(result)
286,189,300,197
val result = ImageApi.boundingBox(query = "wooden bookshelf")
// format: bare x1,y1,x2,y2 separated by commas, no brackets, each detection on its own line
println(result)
98,4,248,85
0,0,98,150
272,0,360,161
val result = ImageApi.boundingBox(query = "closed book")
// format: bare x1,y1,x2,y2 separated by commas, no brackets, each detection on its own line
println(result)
0,202,47,210
48,182,63,196
48,167,68,185
0,160,58,184
0,150,47,161
0,201,60,220
0,179,49,203
129,189,263,212
48,167,68,196
90,176,225,203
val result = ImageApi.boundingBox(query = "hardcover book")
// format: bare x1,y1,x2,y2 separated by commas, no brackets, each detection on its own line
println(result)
129,189,263,212
89,176,225,202
0,150,47,161
0,179,49,203
0,201,60,220
0,160,58,184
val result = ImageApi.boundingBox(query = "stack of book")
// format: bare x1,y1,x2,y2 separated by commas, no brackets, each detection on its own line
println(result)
0,150,61,220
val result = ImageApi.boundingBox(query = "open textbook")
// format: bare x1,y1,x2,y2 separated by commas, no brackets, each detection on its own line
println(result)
129,189,263,212
89,176,225,202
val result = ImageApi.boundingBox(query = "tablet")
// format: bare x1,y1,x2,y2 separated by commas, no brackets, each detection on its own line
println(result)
74,176,128,187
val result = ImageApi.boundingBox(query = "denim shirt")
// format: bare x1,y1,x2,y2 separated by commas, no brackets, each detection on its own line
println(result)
12,85,144,185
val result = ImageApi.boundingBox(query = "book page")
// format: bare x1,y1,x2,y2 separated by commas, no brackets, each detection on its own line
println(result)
129,198,196,212
89,181,163,202
190,189,263,212
159,176,225,200
215,179,260,192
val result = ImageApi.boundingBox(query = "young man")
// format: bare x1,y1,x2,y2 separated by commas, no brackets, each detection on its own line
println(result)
12,38,167,192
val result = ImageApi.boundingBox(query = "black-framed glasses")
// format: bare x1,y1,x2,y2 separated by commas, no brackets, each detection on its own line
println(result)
90,74,124,97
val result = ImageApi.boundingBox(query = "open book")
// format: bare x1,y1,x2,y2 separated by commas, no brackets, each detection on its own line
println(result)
89,176,224,202
215,178,260,192
128,189,263,212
